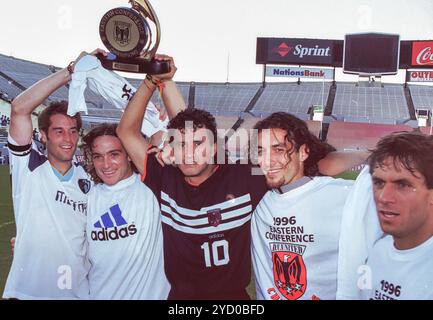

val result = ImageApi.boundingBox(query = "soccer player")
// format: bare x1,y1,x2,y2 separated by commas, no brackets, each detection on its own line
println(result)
251,112,354,300
81,123,169,299
117,75,365,299
2,49,99,298
3,49,179,299
362,132,433,300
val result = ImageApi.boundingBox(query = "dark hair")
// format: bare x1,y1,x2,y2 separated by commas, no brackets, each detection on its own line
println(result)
253,112,335,176
81,123,136,184
38,101,82,135
368,131,433,189
168,109,218,143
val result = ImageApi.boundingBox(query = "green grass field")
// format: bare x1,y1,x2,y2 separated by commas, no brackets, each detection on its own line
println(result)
0,165,14,295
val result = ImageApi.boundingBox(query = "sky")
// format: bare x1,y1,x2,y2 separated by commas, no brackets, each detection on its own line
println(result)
1,0,433,82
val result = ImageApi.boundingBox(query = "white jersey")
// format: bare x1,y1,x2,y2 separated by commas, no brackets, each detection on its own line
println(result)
4,136,91,299
87,173,169,300
68,55,168,143
362,235,433,300
252,176,353,300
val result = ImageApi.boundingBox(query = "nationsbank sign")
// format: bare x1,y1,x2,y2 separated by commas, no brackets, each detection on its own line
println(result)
257,38,334,66
266,66,334,80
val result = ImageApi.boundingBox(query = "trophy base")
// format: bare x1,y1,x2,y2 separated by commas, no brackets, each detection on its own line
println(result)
96,53,170,74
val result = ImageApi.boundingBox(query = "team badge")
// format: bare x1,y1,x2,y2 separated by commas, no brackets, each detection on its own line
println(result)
207,209,222,227
272,245,307,300
114,20,131,46
78,179,91,194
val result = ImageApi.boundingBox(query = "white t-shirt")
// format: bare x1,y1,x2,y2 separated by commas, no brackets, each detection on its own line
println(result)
252,176,353,300
3,136,91,299
362,235,433,300
87,173,169,300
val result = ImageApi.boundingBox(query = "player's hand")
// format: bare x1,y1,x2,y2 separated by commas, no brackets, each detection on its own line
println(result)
74,48,108,65
152,54,177,82
147,143,175,167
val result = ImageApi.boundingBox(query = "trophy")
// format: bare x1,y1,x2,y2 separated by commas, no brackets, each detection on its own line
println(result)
98,0,169,74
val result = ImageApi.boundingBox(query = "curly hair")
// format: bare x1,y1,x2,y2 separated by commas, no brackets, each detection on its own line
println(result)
253,112,335,176
167,108,218,143
80,123,137,185
368,131,433,189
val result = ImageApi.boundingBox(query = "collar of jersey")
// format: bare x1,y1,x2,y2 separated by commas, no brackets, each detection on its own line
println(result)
100,172,137,191
182,165,222,189
51,164,74,182
275,176,313,194
389,234,433,261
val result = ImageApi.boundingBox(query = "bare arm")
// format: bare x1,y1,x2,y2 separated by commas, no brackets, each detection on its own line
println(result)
9,48,107,146
318,150,370,176
117,54,185,174
160,79,186,119
117,79,156,174
9,68,71,145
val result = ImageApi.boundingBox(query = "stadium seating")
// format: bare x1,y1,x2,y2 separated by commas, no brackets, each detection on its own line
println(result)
194,83,260,116
0,54,432,144
409,84,433,111
333,83,410,124
251,82,331,118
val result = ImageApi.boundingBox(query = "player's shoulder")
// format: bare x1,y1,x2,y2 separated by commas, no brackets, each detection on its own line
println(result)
314,176,354,189
371,234,393,253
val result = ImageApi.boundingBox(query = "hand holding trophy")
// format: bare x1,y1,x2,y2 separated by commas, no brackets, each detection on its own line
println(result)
98,0,169,74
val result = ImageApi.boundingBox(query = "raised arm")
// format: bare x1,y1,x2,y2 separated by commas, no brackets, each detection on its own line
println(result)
117,55,185,174
9,49,107,146
160,78,187,119
9,68,71,145
318,150,370,177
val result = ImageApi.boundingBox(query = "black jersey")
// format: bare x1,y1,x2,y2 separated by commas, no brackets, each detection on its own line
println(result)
144,155,267,299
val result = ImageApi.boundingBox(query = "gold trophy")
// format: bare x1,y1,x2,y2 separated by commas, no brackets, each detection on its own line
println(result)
98,0,169,74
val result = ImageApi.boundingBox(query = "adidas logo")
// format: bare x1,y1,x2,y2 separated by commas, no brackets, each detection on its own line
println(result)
91,204,137,241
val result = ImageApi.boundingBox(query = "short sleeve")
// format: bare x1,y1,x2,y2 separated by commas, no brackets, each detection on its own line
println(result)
142,153,164,201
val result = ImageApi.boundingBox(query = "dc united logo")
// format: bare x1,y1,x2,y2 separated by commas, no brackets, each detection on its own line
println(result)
78,179,91,194
272,243,307,300
207,209,222,227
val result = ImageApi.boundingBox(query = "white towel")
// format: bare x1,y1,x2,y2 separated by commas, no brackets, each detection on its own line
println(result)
67,55,168,142
336,165,384,300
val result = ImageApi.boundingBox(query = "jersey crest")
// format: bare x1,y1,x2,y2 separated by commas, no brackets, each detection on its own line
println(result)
78,179,91,194
207,208,222,227
272,245,307,300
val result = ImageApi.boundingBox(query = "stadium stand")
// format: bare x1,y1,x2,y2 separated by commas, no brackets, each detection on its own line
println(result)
326,121,413,151
239,114,260,130
409,84,433,111
251,82,331,119
127,78,190,108
194,83,261,116
215,116,239,131
333,82,410,124
0,76,22,102
0,53,432,146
